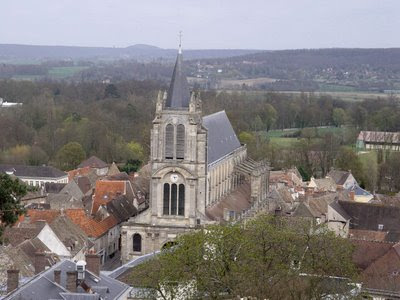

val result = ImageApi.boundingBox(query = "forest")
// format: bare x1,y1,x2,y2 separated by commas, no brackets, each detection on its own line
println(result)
1,78,400,193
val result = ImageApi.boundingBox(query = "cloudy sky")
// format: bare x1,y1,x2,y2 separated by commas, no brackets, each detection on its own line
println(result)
1,0,399,49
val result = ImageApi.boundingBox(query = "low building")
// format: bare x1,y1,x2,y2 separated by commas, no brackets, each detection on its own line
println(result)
357,130,400,151
0,164,68,186
3,254,130,299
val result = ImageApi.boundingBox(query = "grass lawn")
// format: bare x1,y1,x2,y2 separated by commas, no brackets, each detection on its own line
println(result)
269,137,299,148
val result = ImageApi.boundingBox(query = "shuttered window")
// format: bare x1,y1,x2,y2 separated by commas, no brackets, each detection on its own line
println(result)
176,124,185,160
165,124,174,159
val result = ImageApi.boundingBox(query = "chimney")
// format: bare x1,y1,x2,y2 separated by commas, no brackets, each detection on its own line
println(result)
85,253,101,276
66,271,77,292
34,252,46,274
350,190,355,201
7,269,19,293
54,269,61,285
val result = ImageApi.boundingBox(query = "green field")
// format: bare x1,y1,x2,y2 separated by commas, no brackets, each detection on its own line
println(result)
48,66,88,78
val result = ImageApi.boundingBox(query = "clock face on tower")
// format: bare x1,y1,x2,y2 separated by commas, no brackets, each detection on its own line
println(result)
170,174,179,183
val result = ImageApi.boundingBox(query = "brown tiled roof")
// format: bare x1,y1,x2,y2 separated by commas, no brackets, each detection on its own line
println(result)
2,226,41,246
351,239,393,270
78,156,108,169
65,209,118,238
68,166,91,181
349,229,387,242
92,180,126,214
25,209,61,224
361,244,400,291
206,182,251,221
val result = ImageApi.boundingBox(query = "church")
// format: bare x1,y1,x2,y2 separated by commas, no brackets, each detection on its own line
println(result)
121,46,269,262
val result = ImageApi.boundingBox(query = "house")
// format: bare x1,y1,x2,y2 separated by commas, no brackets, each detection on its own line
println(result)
3,254,130,299
357,130,400,151
0,164,68,186
328,200,400,241
65,209,119,264
0,97,22,108
308,176,337,193
77,156,109,176
293,191,350,228
348,184,374,203
12,212,91,261
327,169,357,190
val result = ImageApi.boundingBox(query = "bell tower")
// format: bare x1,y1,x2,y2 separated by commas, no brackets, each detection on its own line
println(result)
149,47,207,228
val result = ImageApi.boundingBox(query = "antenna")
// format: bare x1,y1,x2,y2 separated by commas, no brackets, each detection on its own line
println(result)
178,31,183,54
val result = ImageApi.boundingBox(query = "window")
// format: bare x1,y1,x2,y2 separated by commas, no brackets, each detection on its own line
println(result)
163,182,185,216
176,124,185,159
163,184,170,215
132,234,142,252
178,184,185,216
165,124,174,159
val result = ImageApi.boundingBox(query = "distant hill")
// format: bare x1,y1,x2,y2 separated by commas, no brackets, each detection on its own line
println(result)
189,48,400,92
0,43,262,62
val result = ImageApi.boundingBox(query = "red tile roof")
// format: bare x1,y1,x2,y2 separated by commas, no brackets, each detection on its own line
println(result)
68,166,91,181
92,180,126,214
65,209,118,238
24,209,61,224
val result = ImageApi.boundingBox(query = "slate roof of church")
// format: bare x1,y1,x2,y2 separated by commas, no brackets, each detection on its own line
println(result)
165,50,190,108
0,164,67,178
202,110,242,165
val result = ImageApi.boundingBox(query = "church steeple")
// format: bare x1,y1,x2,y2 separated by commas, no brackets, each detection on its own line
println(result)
165,35,190,108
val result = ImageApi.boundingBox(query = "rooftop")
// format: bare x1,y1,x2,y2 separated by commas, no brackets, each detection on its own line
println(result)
0,164,67,179
202,110,242,165
77,156,108,169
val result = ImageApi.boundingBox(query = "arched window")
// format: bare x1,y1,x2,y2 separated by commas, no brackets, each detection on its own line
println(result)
163,183,170,215
132,233,142,252
178,184,185,216
171,184,177,215
163,182,185,216
176,124,185,160
165,124,174,159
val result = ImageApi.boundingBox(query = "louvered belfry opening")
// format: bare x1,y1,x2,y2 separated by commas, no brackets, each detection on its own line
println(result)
163,182,185,216
176,124,185,159
165,124,174,159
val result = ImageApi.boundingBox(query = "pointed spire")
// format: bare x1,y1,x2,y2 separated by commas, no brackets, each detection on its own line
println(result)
165,33,190,108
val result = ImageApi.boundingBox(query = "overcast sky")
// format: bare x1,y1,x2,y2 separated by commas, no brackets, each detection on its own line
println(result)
1,0,399,50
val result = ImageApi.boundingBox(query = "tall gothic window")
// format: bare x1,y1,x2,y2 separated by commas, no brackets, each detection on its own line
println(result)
165,124,174,159
178,184,185,216
163,183,170,215
132,233,142,252
176,124,185,160
163,182,185,216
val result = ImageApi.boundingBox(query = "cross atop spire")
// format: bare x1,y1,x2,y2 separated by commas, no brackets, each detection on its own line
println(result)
178,31,183,54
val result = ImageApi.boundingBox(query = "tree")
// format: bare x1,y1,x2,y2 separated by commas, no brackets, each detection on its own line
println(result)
127,215,358,299
104,83,120,98
0,174,27,242
55,142,86,171
335,146,364,184
332,108,348,127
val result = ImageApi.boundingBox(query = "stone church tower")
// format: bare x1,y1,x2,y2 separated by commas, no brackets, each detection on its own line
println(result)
149,48,208,228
